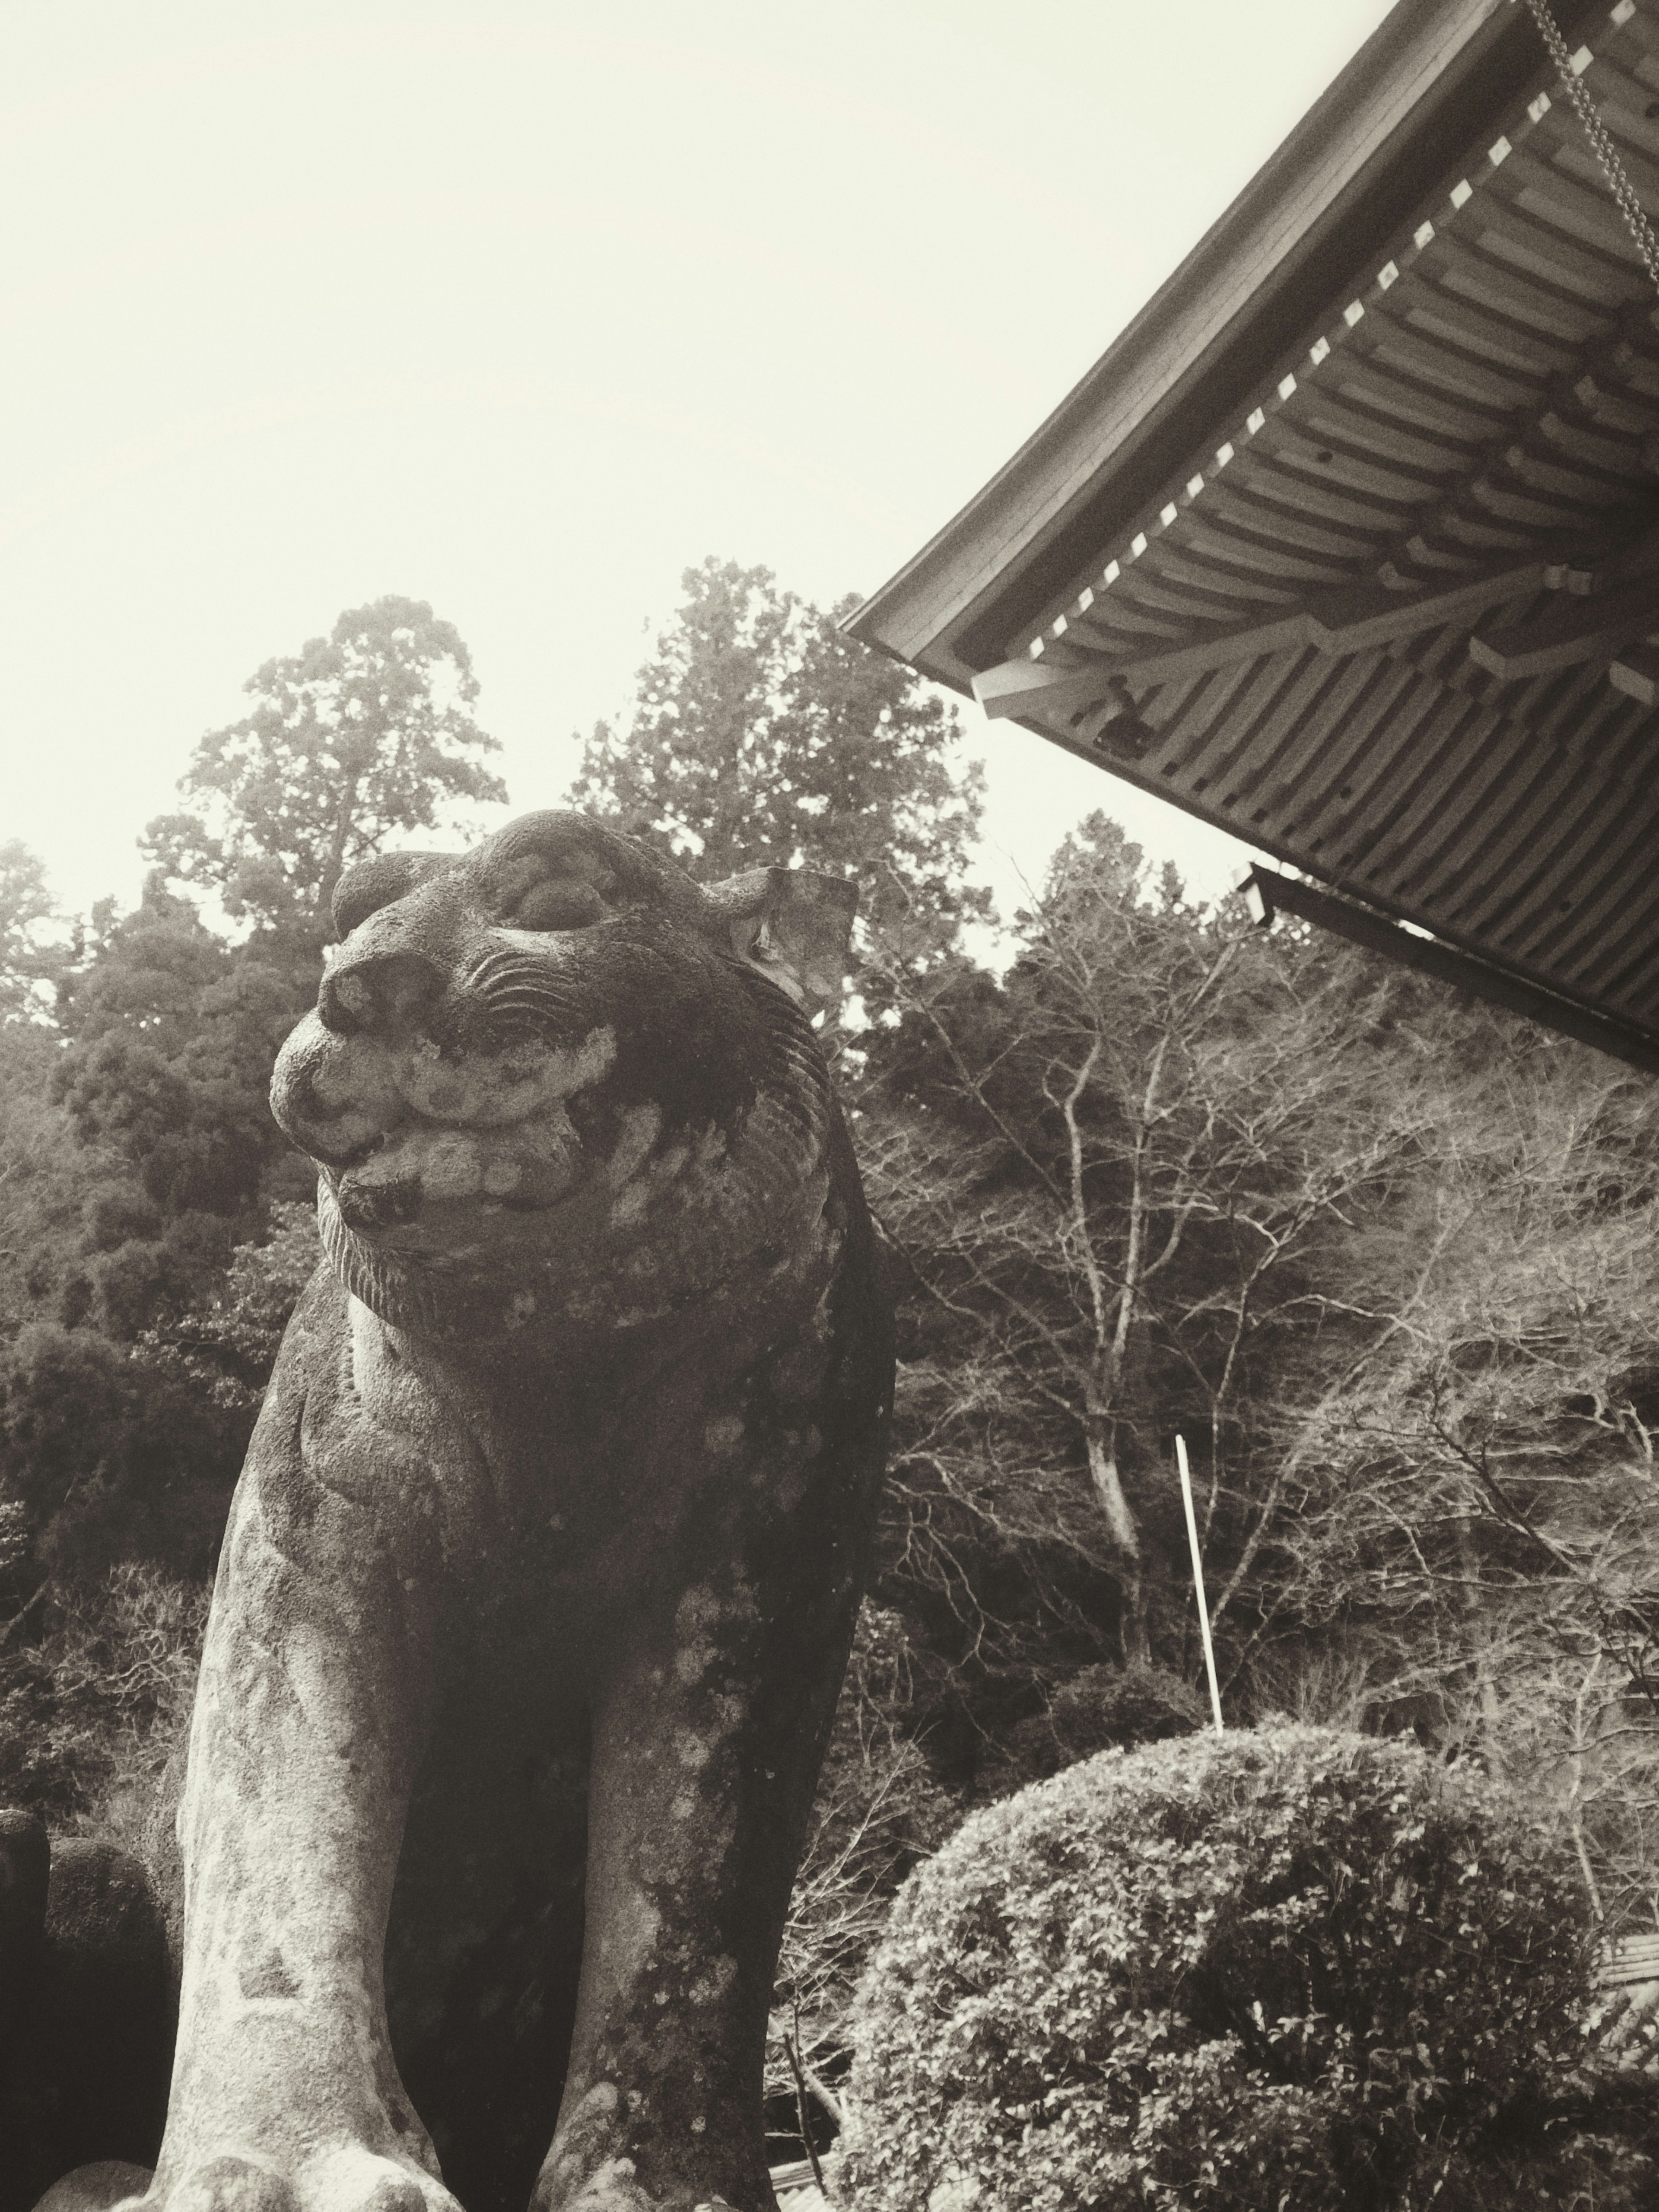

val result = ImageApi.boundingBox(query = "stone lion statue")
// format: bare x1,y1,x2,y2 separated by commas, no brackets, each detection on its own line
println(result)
38,813,893,2212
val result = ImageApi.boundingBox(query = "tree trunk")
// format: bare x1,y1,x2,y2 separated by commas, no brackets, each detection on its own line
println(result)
1456,1511,1503,1757
317,771,364,924
1087,1429,1150,1665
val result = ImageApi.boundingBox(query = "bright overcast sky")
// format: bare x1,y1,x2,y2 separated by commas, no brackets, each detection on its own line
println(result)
3,0,1398,928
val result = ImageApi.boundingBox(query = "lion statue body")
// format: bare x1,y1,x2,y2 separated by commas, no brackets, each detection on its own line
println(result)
77,814,893,2212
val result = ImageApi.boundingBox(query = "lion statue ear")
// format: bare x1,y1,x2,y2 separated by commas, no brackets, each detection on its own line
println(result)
703,867,858,1017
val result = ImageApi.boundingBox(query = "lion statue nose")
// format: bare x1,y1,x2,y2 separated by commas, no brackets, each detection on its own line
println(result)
319,950,448,1037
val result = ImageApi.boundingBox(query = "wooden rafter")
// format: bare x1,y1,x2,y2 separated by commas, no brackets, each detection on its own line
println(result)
1009,554,1559,696
970,656,1125,722
1608,639,1659,702
1467,570,1659,678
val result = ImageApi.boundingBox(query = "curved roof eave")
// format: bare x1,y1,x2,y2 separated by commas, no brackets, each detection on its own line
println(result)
846,0,1608,693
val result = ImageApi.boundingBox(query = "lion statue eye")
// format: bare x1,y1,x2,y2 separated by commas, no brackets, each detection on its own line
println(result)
513,878,606,932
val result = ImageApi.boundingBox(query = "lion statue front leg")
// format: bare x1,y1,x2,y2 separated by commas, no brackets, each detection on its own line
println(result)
140,1284,475,2212
535,1519,861,2212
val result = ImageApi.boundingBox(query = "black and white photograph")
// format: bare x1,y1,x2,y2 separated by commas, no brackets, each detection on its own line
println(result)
6,3,1659,2207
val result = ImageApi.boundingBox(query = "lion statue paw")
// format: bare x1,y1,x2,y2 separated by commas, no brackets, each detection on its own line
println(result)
83,2145,465,2212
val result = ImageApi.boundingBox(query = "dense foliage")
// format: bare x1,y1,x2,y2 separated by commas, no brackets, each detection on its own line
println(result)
835,1726,1649,2210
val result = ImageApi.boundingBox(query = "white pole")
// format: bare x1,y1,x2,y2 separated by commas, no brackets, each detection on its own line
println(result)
1176,1434,1224,1734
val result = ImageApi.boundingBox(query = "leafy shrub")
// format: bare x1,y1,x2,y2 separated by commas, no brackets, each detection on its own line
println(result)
0,1321,252,1585
835,1724,1653,2210
0,1208,315,1596
154,1197,321,1404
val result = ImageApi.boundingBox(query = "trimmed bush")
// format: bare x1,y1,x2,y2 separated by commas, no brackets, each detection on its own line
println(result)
835,1724,1651,2210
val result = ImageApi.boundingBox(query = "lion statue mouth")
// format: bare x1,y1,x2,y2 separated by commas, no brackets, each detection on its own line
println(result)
275,1015,623,1239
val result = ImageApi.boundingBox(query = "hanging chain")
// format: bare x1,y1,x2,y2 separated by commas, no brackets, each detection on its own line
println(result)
1521,0,1659,303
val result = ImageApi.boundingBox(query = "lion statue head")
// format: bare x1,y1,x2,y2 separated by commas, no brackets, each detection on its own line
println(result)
270,811,857,1342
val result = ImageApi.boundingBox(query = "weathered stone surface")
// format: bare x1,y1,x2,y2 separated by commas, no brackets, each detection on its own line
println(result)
1,1831,174,2212
30,2163,152,2212
59,814,893,2212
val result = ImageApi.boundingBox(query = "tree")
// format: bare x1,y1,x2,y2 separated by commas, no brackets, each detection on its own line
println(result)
143,596,505,934
46,877,315,1337
865,817,1411,1669
57,880,229,1058
567,559,987,959
1235,1005,1659,1929
0,842,70,1023
0,1027,95,1333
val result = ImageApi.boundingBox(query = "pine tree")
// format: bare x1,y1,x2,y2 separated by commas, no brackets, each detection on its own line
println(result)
568,559,987,962
143,595,505,934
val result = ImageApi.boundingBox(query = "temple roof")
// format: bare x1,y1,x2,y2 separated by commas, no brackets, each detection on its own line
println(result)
848,0,1659,1067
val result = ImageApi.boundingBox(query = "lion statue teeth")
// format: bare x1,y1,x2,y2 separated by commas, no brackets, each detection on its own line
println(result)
48,813,893,2212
